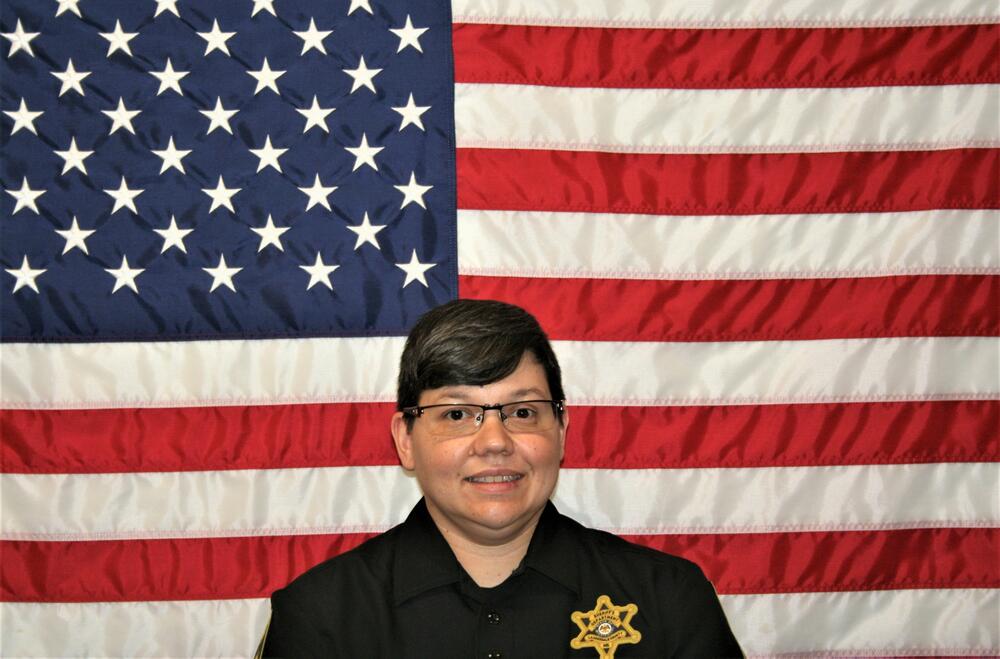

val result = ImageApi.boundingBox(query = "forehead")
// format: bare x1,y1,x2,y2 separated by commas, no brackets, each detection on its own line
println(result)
419,353,551,404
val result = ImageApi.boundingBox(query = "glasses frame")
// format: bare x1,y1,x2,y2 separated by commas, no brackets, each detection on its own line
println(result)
402,399,565,435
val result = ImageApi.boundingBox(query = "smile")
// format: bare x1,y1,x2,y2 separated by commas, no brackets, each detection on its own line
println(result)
465,474,523,483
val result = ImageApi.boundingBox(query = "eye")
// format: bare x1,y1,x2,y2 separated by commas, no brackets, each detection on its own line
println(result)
438,406,475,423
510,405,538,419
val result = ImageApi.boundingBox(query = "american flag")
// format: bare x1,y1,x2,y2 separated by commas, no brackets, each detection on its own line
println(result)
2,0,998,656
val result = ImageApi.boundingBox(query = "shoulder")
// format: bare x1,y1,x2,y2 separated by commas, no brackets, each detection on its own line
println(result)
560,512,707,584
273,524,402,607
555,514,743,656
262,527,406,657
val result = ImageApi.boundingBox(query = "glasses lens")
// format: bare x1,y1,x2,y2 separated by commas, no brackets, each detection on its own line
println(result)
500,401,556,432
427,405,481,437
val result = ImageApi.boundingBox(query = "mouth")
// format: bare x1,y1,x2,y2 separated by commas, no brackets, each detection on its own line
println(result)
464,472,524,484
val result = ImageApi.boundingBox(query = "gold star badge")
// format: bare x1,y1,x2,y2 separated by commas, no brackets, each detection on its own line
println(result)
570,594,642,658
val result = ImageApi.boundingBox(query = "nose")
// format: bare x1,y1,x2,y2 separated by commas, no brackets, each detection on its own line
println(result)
471,409,514,456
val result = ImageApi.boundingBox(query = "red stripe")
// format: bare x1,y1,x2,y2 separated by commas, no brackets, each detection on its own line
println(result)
461,274,1000,342
3,401,995,473
456,148,999,215
0,534,375,603
2,528,995,602
0,403,398,474
624,528,1000,595
561,401,998,469
454,23,1000,89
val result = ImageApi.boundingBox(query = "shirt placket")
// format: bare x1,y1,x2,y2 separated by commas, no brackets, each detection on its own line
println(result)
475,603,513,659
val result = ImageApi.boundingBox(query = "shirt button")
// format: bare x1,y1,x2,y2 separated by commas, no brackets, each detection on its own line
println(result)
486,612,502,625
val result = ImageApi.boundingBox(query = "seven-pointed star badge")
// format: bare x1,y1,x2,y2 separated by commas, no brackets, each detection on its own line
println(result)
570,595,642,658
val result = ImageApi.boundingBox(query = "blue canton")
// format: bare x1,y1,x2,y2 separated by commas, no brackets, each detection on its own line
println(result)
1,0,457,340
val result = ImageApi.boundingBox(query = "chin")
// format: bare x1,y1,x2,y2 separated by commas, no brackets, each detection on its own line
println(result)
468,500,541,530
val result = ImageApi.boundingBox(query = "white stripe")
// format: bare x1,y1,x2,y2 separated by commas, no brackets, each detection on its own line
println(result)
0,598,270,658
2,463,995,539
722,588,999,656
3,589,996,658
458,209,1000,280
2,337,996,408
0,465,420,540
556,463,998,534
556,337,998,406
452,0,998,28
0,336,406,408
455,84,999,153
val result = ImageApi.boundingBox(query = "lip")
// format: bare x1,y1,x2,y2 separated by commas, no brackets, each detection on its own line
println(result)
464,469,524,492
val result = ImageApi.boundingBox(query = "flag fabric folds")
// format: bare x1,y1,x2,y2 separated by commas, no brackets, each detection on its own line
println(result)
2,0,998,656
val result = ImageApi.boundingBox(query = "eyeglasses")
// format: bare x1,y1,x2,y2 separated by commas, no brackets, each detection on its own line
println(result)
402,399,564,438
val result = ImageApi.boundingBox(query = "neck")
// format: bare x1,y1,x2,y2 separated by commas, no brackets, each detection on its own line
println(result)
427,507,542,588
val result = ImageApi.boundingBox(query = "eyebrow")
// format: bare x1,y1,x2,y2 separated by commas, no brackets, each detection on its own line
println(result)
431,386,550,403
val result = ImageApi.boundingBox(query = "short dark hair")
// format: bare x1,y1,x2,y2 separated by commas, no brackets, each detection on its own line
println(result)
396,300,565,422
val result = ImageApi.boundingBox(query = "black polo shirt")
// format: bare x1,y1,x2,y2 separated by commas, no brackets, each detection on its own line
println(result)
262,499,742,658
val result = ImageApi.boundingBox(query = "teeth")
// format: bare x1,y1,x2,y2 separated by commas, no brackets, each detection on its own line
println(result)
467,474,521,483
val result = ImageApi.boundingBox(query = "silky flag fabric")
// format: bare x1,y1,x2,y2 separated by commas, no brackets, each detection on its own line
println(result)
0,0,456,337
1,0,999,657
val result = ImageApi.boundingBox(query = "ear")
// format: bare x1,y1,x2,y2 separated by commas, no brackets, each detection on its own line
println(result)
557,406,569,461
391,411,416,471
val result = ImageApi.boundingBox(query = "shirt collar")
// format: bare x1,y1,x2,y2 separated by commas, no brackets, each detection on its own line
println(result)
391,499,581,605
521,500,580,596
392,499,464,605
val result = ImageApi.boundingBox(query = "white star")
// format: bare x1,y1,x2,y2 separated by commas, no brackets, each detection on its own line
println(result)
395,172,433,209
203,254,242,292
296,95,334,133
202,176,240,212
390,15,427,53
102,97,141,135
346,211,386,250
251,0,275,16
5,256,46,293
343,56,382,94
104,177,144,214
154,0,179,17
2,19,40,58
55,0,83,17
105,255,144,294
200,97,238,134
299,253,339,290
392,93,430,131
294,18,331,55
154,215,193,253
99,20,138,57
249,135,287,173
247,57,284,95
198,19,235,56
6,178,45,214
52,59,91,96
54,136,94,176
55,216,95,255
150,58,188,95
396,250,436,288
345,133,383,171
4,99,43,135
298,174,337,211
151,136,191,174
250,214,290,252
347,0,372,15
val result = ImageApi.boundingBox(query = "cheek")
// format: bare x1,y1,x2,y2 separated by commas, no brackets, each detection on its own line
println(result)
524,436,563,469
415,442,467,478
